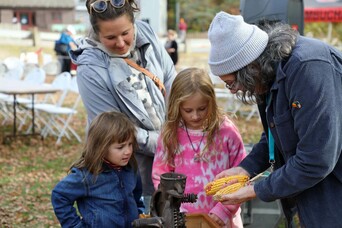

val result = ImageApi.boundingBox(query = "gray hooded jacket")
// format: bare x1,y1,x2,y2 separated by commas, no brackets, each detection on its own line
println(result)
70,20,176,156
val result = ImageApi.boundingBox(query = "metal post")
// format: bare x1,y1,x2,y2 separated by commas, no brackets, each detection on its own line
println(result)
31,94,35,134
175,1,180,33
13,94,17,137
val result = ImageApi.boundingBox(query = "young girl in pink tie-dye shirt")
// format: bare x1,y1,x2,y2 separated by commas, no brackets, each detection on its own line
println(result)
152,68,246,228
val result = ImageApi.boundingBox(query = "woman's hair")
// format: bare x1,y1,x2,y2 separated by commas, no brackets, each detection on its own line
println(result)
85,0,139,35
162,67,224,165
236,22,298,104
70,111,138,176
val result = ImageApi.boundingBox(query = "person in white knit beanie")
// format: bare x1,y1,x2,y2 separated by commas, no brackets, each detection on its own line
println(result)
208,11,342,228
208,12,268,76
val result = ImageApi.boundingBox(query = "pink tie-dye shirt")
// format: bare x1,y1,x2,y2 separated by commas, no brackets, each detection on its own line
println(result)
152,116,246,227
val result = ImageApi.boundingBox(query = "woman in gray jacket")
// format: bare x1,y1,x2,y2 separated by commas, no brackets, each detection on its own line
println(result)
70,0,176,213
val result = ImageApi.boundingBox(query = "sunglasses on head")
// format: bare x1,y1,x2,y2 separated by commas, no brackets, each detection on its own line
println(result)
90,0,125,14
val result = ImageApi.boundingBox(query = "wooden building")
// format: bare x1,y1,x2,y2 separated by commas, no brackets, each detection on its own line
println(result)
0,0,75,31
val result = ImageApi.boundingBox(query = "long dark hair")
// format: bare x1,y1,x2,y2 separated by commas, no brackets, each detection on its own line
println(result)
236,22,298,104
85,0,139,35
70,111,138,176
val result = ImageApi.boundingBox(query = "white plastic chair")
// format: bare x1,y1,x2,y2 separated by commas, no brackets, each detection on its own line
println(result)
213,82,259,120
0,64,25,125
233,92,260,121
23,66,46,84
40,72,72,105
214,87,241,114
0,58,24,122
0,62,8,78
245,104,259,121
0,66,47,128
3,57,24,80
1,66,46,105
0,63,9,118
20,72,72,132
0,100,11,122
36,76,82,144
42,61,61,76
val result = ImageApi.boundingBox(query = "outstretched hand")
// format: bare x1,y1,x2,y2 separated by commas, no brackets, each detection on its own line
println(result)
214,166,249,180
218,184,256,205
213,166,255,205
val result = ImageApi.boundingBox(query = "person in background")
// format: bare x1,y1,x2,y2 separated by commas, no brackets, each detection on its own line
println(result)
152,68,246,227
165,29,178,66
70,0,176,214
55,25,77,74
51,111,144,227
207,11,342,227
178,18,187,43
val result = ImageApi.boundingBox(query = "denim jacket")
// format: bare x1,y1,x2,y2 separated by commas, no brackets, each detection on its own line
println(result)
51,164,144,228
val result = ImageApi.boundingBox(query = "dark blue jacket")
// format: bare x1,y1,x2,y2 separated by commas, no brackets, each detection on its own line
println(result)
51,164,144,227
240,36,342,227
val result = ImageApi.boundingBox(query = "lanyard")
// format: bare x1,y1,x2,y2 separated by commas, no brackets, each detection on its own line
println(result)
268,128,275,171
267,94,275,171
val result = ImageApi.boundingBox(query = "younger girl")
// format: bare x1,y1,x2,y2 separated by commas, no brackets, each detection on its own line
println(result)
152,68,246,228
51,111,144,227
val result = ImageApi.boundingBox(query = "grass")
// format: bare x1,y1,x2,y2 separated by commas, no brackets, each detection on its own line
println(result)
0,135,84,227
0,43,265,227
0,106,263,227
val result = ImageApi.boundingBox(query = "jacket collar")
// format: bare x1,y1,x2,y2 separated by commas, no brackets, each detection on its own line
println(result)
270,61,286,92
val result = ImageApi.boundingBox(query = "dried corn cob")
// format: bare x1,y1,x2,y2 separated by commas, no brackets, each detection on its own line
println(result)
213,182,246,201
204,175,249,195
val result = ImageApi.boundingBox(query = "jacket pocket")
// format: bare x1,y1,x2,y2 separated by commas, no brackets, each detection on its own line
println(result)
82,209,97,227
273,109,298,154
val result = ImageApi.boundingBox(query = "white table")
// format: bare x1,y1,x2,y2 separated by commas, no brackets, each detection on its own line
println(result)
0,78,59,140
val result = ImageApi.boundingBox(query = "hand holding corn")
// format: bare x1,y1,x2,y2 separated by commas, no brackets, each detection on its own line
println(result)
204,175,249,201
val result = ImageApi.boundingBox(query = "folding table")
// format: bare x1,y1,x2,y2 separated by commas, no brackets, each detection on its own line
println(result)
0,78,59,141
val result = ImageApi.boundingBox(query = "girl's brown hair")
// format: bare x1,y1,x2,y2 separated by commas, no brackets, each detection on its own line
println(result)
70,111,138,176
162,67,224,165
85,0,139,35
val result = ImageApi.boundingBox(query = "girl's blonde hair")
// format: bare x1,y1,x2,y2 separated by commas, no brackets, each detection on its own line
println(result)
162,67,223,164
71,111,138,176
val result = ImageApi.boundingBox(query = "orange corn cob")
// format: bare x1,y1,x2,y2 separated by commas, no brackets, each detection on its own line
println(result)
204,175,249,195
213,182,246,201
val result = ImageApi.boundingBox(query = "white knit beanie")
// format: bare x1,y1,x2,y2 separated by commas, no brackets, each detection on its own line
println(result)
208,12,269,76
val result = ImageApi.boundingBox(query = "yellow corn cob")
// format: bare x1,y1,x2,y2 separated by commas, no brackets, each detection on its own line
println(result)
204,175,249,195
213,182,246,201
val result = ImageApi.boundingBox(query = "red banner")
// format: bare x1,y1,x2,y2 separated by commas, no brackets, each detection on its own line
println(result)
305,7,342,22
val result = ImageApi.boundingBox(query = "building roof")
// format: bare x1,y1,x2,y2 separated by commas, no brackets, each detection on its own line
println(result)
0,0,75,8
